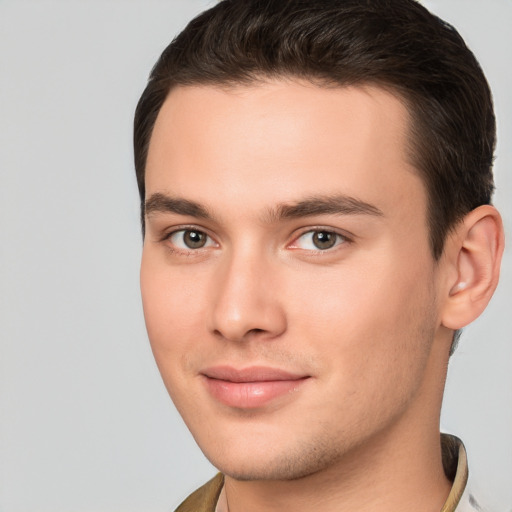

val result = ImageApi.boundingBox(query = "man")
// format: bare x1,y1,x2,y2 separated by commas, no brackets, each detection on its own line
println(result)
134,1,504,511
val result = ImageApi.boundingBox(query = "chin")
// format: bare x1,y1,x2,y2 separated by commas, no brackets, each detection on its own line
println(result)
201,436,345,482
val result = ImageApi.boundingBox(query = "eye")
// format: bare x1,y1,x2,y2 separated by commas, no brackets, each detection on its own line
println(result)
167,229,216,250
291,230,347,251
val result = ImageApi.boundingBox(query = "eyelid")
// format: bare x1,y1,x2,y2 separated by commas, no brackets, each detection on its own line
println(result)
288,227,353,251
160,225,219,251
157,224,352,253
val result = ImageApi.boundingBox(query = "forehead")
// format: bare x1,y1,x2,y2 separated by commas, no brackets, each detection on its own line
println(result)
145,81,425,222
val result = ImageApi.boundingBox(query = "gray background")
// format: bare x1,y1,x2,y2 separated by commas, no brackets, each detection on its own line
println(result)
0,1,510,511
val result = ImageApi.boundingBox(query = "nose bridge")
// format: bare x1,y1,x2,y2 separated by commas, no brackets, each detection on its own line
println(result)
209,242,286,341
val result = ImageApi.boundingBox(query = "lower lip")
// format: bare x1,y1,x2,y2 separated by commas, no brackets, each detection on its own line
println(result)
203,377,308,409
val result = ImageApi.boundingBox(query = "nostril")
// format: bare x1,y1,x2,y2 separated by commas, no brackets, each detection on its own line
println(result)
213,327,270,342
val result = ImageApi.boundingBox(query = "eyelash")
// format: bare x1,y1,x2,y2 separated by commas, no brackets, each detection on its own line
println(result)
160,226,352,255
289,228,352,252
161,227,217,254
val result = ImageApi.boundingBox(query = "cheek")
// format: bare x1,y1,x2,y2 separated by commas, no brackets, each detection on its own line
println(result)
294,272,436,438
290,255,436,390
140,254,205,370
140,256,211,420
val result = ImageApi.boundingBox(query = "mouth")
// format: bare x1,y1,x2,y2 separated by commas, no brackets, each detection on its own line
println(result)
200,366,311,409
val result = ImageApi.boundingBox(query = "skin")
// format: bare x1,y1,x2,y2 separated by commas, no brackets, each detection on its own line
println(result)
140,81,502,512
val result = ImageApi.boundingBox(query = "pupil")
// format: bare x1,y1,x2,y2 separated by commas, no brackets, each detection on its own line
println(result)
312,231,336,250
184,230,206,249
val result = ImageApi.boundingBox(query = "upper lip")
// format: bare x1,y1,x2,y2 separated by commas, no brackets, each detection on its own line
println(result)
201,366,308,383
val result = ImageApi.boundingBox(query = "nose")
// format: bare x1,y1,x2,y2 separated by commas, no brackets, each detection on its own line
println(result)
208,248,287,342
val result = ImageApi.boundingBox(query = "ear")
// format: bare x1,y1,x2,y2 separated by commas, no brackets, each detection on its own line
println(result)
440,205,504,330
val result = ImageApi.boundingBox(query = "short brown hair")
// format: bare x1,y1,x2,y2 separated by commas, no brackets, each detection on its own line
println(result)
134,0,495,259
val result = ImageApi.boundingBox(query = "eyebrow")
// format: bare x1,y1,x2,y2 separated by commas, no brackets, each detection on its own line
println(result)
145,193,212,219
144,192,384,222
266,195,384,221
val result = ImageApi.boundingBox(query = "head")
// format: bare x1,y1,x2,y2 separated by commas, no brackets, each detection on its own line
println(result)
135,0,503,483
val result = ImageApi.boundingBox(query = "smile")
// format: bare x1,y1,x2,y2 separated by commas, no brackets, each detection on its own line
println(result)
201,366,310,409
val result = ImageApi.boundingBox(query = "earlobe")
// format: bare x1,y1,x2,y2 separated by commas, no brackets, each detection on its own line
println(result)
441,205,504,330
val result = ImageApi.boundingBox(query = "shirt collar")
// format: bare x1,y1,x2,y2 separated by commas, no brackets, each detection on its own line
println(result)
441,434,471,512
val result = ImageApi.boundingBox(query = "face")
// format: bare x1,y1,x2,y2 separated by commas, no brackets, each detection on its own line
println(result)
141,81,447,480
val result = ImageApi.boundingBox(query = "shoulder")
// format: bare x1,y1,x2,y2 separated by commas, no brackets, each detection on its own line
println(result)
174,473,224,512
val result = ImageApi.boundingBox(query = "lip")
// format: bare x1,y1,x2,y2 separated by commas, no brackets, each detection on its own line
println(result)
201,366,310,409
